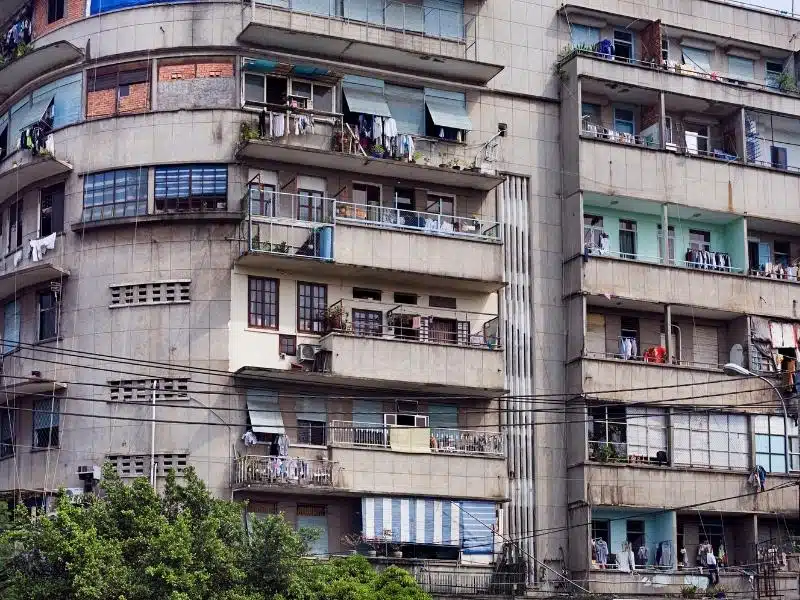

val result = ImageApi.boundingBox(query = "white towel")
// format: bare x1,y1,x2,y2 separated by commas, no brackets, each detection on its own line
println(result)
29,232,57,262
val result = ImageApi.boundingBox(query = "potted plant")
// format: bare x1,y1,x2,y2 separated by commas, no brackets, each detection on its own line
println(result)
777,72,798,93
362,536,381,557
411,151,423,164
272,241,289,254
370,144,385,158
390,543,403,558
340,533,362,555
681,585,699,599
240,121,259,142
450,158,463,170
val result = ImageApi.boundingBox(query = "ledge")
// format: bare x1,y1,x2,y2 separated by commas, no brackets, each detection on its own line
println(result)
0,41,84,101
0,262,69,303
70,212,242,232
0,156,72,204
0,377,67,403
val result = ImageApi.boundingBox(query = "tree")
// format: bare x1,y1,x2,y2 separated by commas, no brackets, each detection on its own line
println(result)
0,467,431,600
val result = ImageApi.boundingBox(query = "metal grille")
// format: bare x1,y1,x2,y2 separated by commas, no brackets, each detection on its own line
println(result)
109,280,191,307
108,378,189,403
107,453,189,478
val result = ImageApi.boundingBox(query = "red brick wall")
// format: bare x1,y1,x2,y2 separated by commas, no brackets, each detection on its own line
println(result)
640,103,660,131
639,19,663,65
87,83,150,118
32,0,84,39
158,60,234,81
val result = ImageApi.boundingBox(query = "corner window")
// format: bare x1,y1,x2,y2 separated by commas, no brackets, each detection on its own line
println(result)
755,415,787,473
243,73,288,106
154,165,228,212
33,397,60,448
38,290,59,341
613,30,634,62
83,169,148,221
297,282,327,333
87,63,150,118
766,61,784,88
48,0,65,23
40,183,65,237
0,409,13,458
248,277,279,329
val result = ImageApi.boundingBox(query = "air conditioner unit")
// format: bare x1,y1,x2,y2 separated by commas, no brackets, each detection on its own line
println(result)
77,464,102,481
297,344,320,362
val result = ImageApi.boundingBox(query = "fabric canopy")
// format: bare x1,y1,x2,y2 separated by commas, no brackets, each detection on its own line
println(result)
425,97,472,130
342,84,392,117
247,390,285,434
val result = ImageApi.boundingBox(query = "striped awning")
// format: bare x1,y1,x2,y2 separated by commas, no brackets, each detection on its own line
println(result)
361,497,499,553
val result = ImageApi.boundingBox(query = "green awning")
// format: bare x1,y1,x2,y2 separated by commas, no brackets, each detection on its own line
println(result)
425,97,472,131
342,84,392,117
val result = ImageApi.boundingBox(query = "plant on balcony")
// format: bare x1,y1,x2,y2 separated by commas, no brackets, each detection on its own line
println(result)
595,443,618,463
389,543,403,558
704,585,729,598
777,72,798,93
369,144,386,158
340,533,363,555
411,151,423,164
323,305,348,333
240,120,260,142
681,585,699,598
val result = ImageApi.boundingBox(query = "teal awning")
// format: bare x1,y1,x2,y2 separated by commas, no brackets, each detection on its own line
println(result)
342,84,392,117
425,97,472,131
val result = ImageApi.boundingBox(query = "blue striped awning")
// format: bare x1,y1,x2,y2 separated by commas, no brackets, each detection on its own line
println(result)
361,498,497,552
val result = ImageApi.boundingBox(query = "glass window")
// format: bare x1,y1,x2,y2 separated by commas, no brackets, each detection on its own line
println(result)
154,165,227,212
661,39,669,62
244,73,266,104
248,277,279,329
297,505,328,556
83,169,148,221
766,61,784,88
48,0,65,23
279,334,297,356
38,290,59,341
3,300,20,355
789,421,800,471
352,309,383,336
673,412,749,469
771,146,788,170
592,519,610,543
571,24,600,48
40,183,65,237
0,409,13,458
682,47,711,73
250,183,276,217
581,102,602,124
313,84,333,113
298,189,325,222
625,407,668,462
728,55,755,81
426,194,455,216
657,225,676,263
7,200,21,252
33,397,60,449
774,241,790,266
613,107,635,134
689,229,711,252
297,282,327,333
588,404,627,460
755,415,788,473
583,214,604,249
297,419,326,445
684,122,710,154
619,219,637,259
613,30,634,62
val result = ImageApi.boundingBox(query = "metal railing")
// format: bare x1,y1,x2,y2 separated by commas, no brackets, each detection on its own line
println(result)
584,350,724,371
233,455,338,487
329,420,505,456
323,299,502,349
582,243,743,273
581,119,659,148
334,201,501,241
415,569,524,596
248,0,478,56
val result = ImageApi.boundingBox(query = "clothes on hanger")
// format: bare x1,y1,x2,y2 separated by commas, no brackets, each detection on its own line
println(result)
272,113,285,137
595,539,609,567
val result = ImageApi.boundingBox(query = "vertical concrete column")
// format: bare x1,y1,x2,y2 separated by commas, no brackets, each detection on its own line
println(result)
150,59,158,112
658,91,666,149
664,304,672,361
738,107,747,161
661,203,669,264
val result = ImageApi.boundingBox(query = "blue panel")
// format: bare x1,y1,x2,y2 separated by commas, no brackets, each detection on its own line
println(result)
374,497,383,538
423,0,463,39
428,404,458,429
442,501,452,545
392,498,401,542
293,65,330,76
243,58,278,73
460,501,496,554
424,498,434,544
343,75,384,89
758,242,772,268
90,0,190,15
291,0,335,16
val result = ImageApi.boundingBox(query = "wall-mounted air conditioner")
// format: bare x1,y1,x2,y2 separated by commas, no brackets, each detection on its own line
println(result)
297,344,320,362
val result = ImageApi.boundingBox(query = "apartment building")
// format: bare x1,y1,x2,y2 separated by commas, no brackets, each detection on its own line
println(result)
0,0,798,596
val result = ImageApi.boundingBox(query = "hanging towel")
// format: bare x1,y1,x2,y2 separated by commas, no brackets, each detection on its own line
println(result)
29,233,57,262
373,116,383,141
384,117,398,138
12,250,23,267
272,113,285,137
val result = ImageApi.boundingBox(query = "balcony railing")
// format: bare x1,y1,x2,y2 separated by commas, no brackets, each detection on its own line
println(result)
584,350,724,371
334,201,500,241
233,455,338,487
582,242,743,273
581,119,658,149
415,569,525,596
329,420,505,456
324,299,501,350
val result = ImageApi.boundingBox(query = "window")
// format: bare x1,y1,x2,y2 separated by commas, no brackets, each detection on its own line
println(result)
790,421,800,471
7,200,21,252
592,519,610,543
33,397,59,448
250,183,276,217
38,290,59,341
291,81,333,112
48,0,65,23
297,282,327,333
571,24,600,48
583,214,604,249
684,123,710,154
248,277,279,329
87,63,150,118
40,183,65,237
243,73,288,105
425,194,455,216
657,225,676,263
771,146,788,170
661,39,669,63
296,398,326,446
429,296,457,309
626,407,667,462
627,520,645,549
689,229,711,252
298,189,325,222
0,409,13,458
682,47,711,73
664,116,674,144
581,102,602,124
352,183,381,214
774,241,790,267
3,300,19,354
613,107,635,134
83,168,148,221
613,30,634,62
673,413,749,469
393,292,418,305
297,420,326,445
279,334,297,356
766,61,784,88
619,219,637,259
755,415,787,473
297,504,328,556
154,165,228,212
588,404,627,460
620,317,639,350
0,126,7,161
728,55,755,81
353,288,381,301
352,309,383,336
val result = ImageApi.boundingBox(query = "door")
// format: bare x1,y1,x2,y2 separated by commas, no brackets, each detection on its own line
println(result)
585,313,606,356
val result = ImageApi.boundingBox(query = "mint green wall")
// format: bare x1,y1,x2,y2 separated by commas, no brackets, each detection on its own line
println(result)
592,508,676,566
584,204,745,268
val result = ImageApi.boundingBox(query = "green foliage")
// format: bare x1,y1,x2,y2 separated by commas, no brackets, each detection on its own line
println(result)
0,466,431,600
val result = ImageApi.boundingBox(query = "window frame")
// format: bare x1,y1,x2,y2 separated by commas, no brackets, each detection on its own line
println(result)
296,418,327,446
39,183,65,237
0,408,13,459
425,193,455,217
37,289,59,341
7,199,21,252
672,412,749,470
613,106,635,135
279,334,297,356
297,282,328,333
290,79,334,112
248,276,279,330
297,189,325,222
766,60,784,88
583,214,604,249
352,308,383,336
32,397,60,449
83,168,148,221
47,0,65,23
154,164,228,212
2,300,20,355
689,229,712,252
588,404,627,459
613,30,634,62
618,219,637,259
755,415,788,473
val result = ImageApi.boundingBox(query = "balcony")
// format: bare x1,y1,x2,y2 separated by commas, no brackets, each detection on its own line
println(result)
232,455,341,492
329,421,505,457
236,107,504,192
0,152,71,205
237,184,504,289
240,1,503,85
0,42,84,101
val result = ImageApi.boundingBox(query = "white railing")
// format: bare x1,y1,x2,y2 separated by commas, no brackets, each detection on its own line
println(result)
334,201,501,241
329,421,505,456
583,243,742,273
233,455,337,487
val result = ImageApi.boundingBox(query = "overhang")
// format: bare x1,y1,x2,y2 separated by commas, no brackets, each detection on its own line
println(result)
238,141,504,191
0,156,72,204
0,42,85,101
238,22,503,86
0,2,29,30
0,263,69,302
0,378,67,403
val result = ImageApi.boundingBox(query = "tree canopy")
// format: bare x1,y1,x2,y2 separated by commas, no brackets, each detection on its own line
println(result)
0,467,431,600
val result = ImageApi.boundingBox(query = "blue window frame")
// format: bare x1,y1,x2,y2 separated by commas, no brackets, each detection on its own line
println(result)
613,107,635,134
755,415,787,473
83,168,148,221
154,165,228,212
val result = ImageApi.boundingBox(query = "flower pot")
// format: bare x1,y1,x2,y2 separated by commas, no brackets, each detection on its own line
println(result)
367,550,377,557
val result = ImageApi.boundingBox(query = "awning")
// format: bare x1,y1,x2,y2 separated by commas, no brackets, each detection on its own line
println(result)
247,390,285,434
425,97,472,131
460,500,497,554
20,96,54,131
342,84,392,117
362,497,461,545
